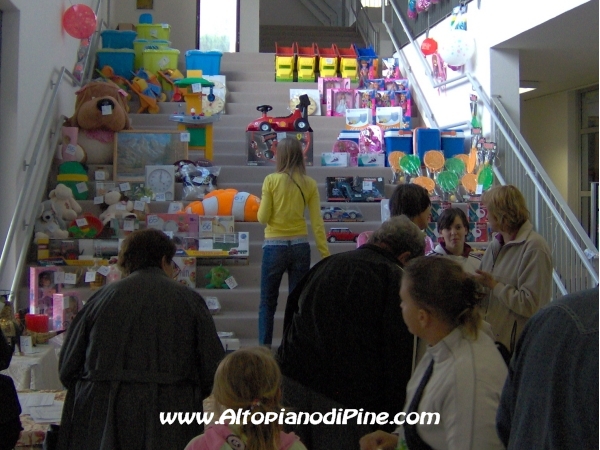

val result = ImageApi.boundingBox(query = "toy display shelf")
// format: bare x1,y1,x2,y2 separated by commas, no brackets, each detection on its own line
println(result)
318,45,339,78
275,42,297,82
297,43,318,82
335,44,358,80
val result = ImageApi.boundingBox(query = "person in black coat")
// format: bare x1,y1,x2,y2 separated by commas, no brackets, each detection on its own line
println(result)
0,326,23,450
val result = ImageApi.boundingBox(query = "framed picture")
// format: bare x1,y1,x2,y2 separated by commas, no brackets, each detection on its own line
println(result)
137,0,153,9
114,130,188,182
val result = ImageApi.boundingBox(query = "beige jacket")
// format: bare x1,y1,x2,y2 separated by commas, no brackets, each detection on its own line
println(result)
480,220,553,351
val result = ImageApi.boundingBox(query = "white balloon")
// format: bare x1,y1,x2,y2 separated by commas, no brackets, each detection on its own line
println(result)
438,30,475,66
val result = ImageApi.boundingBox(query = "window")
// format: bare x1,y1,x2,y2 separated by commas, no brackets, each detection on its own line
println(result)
199,0,238,52
578,87,599,242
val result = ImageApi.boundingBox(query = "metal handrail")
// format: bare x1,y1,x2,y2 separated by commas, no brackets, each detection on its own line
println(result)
299,0,339,26
351,0,380,54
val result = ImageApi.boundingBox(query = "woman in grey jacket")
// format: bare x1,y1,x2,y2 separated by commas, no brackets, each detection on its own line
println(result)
474,185,553,355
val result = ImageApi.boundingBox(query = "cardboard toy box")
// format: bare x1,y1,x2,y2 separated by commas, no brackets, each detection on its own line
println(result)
357,153,385,167
345,108,372,130
469,202,489,223
326,176,385,202
30,266,62,315
146,214,200,254
246,131,313,166
317,77,351,105
321,152,350,167
52,291,84,331
185,232,250,258
327,88,355,117
430,202,469,222
467,222,490,243
198,216,235,237
171,256,198,288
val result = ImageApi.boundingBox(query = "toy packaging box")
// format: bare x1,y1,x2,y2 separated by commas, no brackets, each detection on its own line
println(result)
430,202,469,222
321,205,364,221
345,108,372,130
171,256,198,288
146,214,200,253
375,106,404,130
30,266,62,315
198,215,236,236
357,153,385,167
289,89,320,116
326,176,385,202
468,222,490,243
321,152,350,167
327,88,355,117
185,232,250,258
246,131,313,166
47,239,81,261
393,90,412,123
109,217,141,239
374,90,393,108
52,291,83,331
317,77,351,105
354,89,376,110
469,202,489,223
425,223,441,243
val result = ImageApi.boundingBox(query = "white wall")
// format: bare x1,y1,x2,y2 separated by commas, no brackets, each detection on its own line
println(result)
0,0,98,297
240,0,260,53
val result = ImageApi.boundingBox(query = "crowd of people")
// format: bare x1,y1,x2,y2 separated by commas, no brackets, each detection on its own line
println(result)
3,179,590,450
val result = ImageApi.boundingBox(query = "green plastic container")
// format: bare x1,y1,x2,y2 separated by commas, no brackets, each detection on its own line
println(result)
142,48,180,73
133,39,171,69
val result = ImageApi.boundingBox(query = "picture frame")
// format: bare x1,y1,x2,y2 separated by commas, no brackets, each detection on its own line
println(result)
136,0,153,9
113,130,189,182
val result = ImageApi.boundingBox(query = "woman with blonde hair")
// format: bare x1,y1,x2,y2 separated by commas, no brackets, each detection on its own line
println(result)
257,137,330,347
185,347,306,450
474,185,552,356
360,257,507,450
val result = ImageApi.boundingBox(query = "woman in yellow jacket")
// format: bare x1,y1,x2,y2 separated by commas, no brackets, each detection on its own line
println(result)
257,138,330,347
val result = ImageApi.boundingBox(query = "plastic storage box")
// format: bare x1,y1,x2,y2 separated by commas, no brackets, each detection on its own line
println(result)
413,128,441,161
440,130,467,158
354,44,379,74
185,50,223,75
136,23,171,40
335,45,358,80
384,129,413,167
96,49,135,79
101,30,137,49
318,45,339,78
142,48,180,73
337,130,361,144
297,43,317,82
275,42,297,82
133,39,171,69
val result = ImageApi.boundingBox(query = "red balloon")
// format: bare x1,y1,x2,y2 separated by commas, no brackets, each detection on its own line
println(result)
421,38,438,56
63,4,97,39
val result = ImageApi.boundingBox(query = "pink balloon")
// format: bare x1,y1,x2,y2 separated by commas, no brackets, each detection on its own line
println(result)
63,4,97,39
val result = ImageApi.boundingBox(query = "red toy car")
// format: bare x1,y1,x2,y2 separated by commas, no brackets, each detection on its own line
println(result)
246,94,312,132
326,227,360,243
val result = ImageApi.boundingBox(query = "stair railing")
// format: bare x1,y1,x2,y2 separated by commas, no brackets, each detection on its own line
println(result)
350,0,380,54
298,0,339,26
0,0,105,304
381,0,598,296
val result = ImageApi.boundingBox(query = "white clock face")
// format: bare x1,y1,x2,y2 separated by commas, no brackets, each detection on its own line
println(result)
203,96,225,114
147,168,173,200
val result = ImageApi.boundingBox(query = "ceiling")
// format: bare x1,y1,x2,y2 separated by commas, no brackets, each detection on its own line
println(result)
495,0,599,100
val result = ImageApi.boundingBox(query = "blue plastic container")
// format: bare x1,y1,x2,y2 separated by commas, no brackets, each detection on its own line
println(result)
384,129,413,167
353,44,378,65
101,30,137,49
441,130,467,158
337,130,360,144
413,128,441,161
96,49,135,79
185,50,223,75
139,13,153,24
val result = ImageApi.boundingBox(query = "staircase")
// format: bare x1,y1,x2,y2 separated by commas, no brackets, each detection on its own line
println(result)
259,25,365,53
127,52,389,347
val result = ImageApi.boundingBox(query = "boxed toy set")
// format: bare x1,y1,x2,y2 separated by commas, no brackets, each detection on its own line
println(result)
185,232,250,258
30,267,62,315
317,77,351,105
246,131,313,166
327,88,355,116
321,152,350,167
171,256,198,288
52,291,83,331
326,176,385,202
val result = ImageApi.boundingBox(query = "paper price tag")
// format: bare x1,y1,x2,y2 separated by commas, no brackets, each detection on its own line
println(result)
94,195,104,205
76,217,88,227
141,196,151,204
147,215,159,225
192,176,205,184
95,170,106,181
168,202,183,214
85,271,97,283
191,83,202,93
155,193,166,202
180,132,191,142
134,201,145,211
475,184,483,195
201,221,213,233
47,222,59,232
65,144,77,155
123,219,135,231
64,273,77,284
116,203,127,211
119,182,131,192
162,23,169,28
164,231,174,239
97,266,111,277
101,104,113,116
76,182,88,193
54,272,65,284
199,238,213,250
224,276,238,289
362,180,373,190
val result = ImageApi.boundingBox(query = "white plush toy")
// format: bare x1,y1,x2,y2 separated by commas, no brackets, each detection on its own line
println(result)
99,190,136,225
49,184,82,226
34,200,69,242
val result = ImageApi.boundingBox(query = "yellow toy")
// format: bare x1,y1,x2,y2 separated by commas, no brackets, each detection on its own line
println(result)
180,189,261,221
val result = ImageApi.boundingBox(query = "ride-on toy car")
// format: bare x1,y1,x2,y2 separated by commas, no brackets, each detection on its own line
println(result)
246,94,312,132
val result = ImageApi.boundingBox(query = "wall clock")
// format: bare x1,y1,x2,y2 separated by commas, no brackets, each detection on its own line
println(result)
145,165,175,201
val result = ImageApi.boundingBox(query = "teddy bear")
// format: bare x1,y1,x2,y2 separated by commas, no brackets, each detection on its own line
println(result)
64,79,131,165
99,190,138,225
34,200,70,242
49,183,83,228
205,265,230,289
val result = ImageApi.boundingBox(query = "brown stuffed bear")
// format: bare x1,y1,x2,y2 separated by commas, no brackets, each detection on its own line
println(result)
64,79,132,165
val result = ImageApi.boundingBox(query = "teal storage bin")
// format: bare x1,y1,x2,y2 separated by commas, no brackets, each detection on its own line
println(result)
101,30,137,49
185,50,223,75
96,49,135,79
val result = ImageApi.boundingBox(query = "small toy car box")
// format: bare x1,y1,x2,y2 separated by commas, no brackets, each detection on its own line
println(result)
357,153,385,167
326,176,385,202
320,206,364,221
321,152,349,167
246,131,313,166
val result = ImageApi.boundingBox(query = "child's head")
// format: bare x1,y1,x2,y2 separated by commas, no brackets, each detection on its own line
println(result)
389,184,432,230
212,347,283,449
276,138,306,176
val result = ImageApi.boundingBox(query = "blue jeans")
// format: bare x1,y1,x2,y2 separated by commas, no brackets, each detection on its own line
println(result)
258,239,310,346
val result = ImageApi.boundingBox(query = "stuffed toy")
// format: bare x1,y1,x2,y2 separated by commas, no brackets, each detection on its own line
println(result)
34,200,70,242
205,265,230,289
99,190,138,225
0,298,23,352
57,161,89,200
64,79,131,165
180,189,261,221
49,183,83,228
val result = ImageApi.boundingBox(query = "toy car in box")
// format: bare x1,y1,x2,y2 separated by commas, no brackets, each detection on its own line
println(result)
246,130,313,166
326,176,385,202
320,206,364,221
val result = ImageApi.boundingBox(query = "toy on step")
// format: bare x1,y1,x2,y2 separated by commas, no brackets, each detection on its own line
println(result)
96,66,130,91
48,184,83,232
205,265,230,289
0,297,23,353
34,200,70,242
246,94,312,132
125,77,160,114
157,69,185,101
180,189,261,222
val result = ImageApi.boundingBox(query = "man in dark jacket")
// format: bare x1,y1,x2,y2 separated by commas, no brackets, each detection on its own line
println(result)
0,325,22,450
277,216,424,450
58,229,224,450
